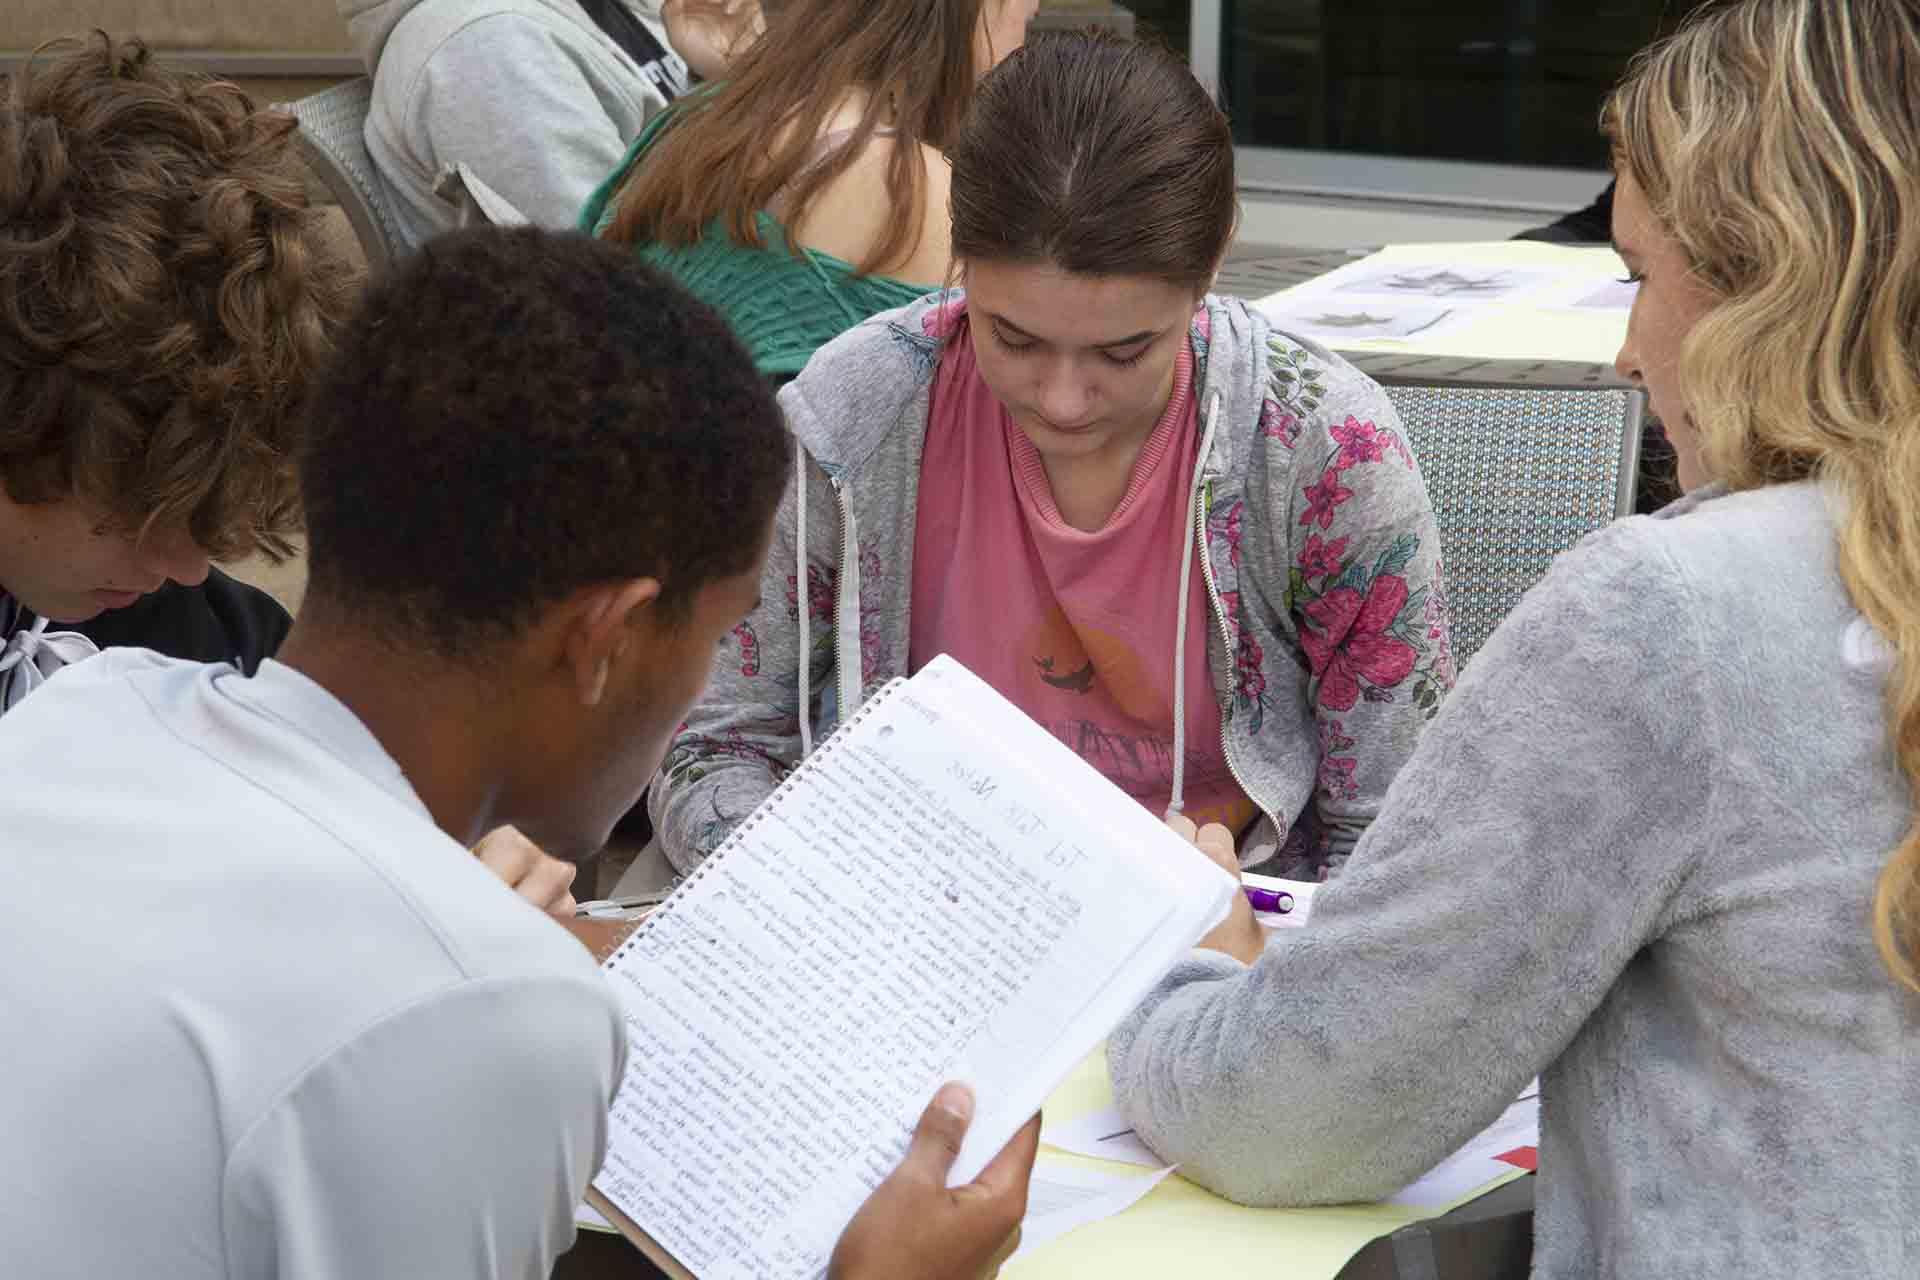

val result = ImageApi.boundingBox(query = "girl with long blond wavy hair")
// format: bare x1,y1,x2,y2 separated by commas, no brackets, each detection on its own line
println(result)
1105,3,1920,1273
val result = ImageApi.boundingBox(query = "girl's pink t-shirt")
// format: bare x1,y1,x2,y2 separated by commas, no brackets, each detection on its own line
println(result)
909,308,1256,832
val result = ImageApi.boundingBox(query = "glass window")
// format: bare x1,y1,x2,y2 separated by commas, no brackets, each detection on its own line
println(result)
1217,1,1720,170
1118,0,1195,52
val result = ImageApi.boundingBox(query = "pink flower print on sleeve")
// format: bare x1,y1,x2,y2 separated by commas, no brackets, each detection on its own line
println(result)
856,544,888,689
1317,716,1356,757
1209,500,1246,568
731,622,761,676
785,564,835,623
1316,751,1359,802
1259,399,1303,449
1300,467,1356,531
1235,627,1269,726
1329,416,1389,470
1388,429,1417,468
1297,533,1350,582
1299,573,1420,711
1215,588,1271,732
1424,576,1458,688
1217,588,1242,632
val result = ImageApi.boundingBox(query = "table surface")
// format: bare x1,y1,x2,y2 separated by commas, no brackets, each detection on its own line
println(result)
554,913,1533,1280
548,1180,1534,1280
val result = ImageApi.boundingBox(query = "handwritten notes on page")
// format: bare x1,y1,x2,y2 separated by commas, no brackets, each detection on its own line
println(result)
591,656,1235,1280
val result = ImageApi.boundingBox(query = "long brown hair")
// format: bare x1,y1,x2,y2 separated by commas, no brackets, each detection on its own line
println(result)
607,0,988,276
948,31,1236,293
0,33,353,561
1606,0,1920,991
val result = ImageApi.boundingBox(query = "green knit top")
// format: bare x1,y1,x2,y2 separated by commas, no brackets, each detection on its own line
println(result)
581,110,933,379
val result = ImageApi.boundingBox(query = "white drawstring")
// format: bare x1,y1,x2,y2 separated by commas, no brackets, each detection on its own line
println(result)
795,447,813,758
0,614,100,712
1166,391,1222,821
0,615,48,675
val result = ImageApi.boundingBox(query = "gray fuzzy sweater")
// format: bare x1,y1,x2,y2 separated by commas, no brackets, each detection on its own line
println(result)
1110,481,1920,1277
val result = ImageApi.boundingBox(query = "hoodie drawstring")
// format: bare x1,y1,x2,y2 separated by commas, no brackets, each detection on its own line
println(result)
795,447,813,758
1166,391,1222,821
0,615,101,712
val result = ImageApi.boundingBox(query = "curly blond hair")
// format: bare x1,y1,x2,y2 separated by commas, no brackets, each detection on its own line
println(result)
0,33,354,560
1605,0,1920,991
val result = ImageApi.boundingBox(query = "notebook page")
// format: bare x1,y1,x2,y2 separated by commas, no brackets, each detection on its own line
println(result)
594,677,1184,1280
784,658,1232,1179
903,658,1238,1137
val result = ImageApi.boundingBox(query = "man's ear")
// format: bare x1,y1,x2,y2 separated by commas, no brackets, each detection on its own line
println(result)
563,578,664,707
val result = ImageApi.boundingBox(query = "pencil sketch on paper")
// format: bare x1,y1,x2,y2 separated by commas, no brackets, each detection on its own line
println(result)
1569,278,1641,311
1262,302,1462,343
1331,265,1560,302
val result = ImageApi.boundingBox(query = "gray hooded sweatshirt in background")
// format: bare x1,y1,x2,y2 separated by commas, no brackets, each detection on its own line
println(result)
340,0,670,247
1110,481,1920,1277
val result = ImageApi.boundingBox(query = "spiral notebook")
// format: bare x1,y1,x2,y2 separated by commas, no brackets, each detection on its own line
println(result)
584,654,1236,1280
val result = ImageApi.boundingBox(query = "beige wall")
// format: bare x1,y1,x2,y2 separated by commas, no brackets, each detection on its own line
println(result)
8,2,1128,56
8,2,352,55
6,4,359,105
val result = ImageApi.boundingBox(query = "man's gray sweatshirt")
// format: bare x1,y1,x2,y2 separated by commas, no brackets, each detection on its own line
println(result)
341,0,668,247
1111,481,1920,1278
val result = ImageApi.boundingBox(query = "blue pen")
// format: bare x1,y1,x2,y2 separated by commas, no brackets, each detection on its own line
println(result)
1243,885,1294,915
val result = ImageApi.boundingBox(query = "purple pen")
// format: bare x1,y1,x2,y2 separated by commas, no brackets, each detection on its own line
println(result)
1243,885,1294,915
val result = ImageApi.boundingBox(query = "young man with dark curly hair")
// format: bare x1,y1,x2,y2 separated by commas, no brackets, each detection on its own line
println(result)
0,225,1036,1279
0,35,355,710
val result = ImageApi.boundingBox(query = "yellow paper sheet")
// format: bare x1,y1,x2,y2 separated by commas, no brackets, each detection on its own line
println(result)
1005,1050,1524,1279
1259,241,1633,366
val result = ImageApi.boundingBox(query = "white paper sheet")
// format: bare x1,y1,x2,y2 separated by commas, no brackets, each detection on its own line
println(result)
587,1145,1178,1252
1388,1094,1539,1209
1041,1105,1163,1168
1244,872,1320,929
1009,1161,1178,1261
1562,278,1641,311
1254,242,1635,365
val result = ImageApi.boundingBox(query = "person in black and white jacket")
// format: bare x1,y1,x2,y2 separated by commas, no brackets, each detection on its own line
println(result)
0,35,354,712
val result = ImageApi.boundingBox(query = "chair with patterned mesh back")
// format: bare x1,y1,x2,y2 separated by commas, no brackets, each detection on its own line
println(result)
1375,377,1644,668
286,78,405,277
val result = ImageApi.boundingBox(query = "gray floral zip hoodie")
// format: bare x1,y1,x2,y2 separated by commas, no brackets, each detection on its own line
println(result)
649,292,1455,877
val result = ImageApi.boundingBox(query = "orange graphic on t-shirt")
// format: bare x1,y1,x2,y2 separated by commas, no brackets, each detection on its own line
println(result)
1022,605,1168,724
